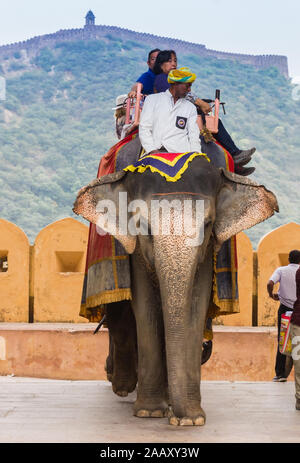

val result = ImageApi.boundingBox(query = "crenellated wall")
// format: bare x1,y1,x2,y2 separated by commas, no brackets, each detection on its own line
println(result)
0,219,299,326
0,24,289,77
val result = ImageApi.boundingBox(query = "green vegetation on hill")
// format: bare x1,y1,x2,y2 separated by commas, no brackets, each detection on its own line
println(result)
0,37,299,245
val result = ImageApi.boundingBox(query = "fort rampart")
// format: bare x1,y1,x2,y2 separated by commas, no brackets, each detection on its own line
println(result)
0,24,289,77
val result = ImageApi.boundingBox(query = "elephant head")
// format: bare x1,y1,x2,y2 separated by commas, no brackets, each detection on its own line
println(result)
73,161,278,256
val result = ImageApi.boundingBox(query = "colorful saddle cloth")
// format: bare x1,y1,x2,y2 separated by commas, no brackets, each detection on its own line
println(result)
124,151,210,182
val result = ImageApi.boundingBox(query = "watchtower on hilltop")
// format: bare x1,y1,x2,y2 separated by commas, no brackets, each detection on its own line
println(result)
85,10,95,26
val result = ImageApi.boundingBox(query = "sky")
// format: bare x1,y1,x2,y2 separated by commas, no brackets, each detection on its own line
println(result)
0,0,299,79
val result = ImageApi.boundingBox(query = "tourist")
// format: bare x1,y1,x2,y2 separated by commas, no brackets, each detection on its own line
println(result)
128,48,161,97
291,266,300,410
112,94,128,139
267,250,300,382
152,50,256,176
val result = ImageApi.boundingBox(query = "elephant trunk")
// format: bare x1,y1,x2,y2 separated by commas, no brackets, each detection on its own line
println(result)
154,235,201,418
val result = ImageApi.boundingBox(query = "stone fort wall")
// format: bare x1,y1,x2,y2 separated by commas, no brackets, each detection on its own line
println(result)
0,24,289,77
0,219,299,381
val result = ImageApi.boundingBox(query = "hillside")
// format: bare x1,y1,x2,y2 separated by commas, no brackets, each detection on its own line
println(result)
0,36,299,246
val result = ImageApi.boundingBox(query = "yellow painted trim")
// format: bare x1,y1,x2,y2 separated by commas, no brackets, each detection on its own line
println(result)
215,267,232,273
140,151,210,167
139,148,145,158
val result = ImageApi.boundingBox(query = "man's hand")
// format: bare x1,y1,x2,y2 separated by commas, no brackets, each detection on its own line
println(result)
128,90,137,99
272,293,280,301
128,81,144,99
195,99,212,114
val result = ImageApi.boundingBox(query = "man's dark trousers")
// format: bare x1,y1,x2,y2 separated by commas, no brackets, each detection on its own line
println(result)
275,304,293,378
214,119,240,156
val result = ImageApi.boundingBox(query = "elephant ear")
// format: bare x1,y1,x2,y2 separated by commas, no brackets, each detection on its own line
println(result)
73,171,137,254
214,169,279,247
74,171,127,200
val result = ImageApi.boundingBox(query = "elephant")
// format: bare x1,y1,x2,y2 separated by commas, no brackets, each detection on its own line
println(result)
73,155,278,426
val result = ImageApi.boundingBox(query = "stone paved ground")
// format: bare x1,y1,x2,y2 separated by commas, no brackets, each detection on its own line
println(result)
0,377,299,443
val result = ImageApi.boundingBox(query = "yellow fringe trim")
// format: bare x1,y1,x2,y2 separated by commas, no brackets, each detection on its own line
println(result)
124,152,210,182
87,289,132,307
80,304,105,323
80,289,132,321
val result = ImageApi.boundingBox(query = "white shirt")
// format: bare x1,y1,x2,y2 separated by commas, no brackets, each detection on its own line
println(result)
270,263,300,309
139,90,201,154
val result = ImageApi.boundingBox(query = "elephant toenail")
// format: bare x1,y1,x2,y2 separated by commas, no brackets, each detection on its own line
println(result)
169,416,180,426
180,417,193,426
150,410,164,418
136,409,150,417
194,416,205,426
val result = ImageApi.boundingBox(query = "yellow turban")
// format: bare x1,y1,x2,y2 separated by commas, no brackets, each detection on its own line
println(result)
167,67,196,84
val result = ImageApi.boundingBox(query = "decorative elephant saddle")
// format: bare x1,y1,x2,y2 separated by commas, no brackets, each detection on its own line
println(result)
124,151,210,182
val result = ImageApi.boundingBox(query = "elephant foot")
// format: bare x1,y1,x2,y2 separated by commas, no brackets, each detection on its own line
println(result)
112,374,137,397
106,352,137,397
133,399,169,418
168,408,206,426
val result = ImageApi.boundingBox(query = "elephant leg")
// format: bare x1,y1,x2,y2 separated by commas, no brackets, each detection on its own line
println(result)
130,251,168,418
106,301,138,397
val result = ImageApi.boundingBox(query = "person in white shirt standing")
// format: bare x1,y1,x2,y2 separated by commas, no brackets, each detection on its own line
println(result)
139,67,201,155
267,250,300,382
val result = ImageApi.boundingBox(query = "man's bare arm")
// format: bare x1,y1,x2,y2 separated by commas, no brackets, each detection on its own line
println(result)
267,280,279,300
194,98,212,114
